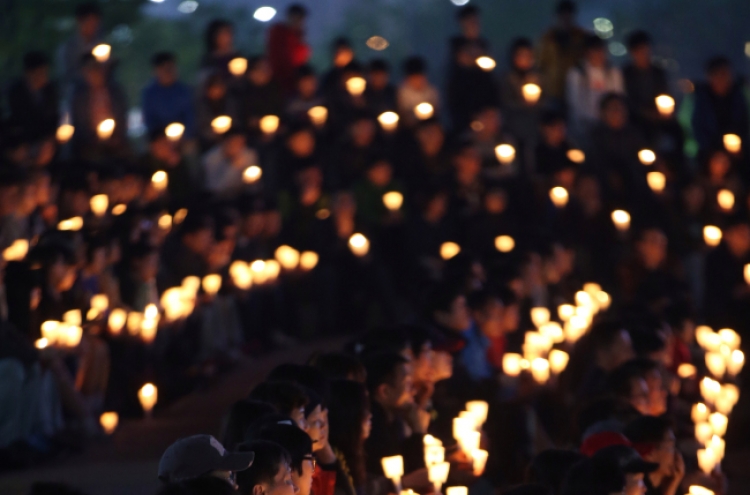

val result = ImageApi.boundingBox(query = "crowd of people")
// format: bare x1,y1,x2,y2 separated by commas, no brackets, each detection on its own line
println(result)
1,1,749,494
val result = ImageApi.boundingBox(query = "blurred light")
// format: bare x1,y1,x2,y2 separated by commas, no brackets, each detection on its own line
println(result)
112,204,127,216
165,123,185,141
608,42,627,57
638,149,656,165
366,36,389,51
495,235,515,253
593,18,613,38
746,42,750,58
254,6,277,22
476,56,496,71
495,144,515,164
647,171,666,193
414,102,434,120
92,44,111,62
243,166,263,184
177,1,198,13
228,57,247,76
450,0,470,5
211,115,232,134
567,149,585,163
150,0,165,3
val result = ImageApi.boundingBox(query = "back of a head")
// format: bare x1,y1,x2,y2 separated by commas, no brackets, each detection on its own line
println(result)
309,352,366,382
363,351,407,395
248,381,309,416
252,422,312,474
527,449,586,493
222,399,278,450
236,441,291,495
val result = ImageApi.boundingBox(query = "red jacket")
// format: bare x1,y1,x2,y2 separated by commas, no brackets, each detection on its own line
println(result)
268,23,310,93
311,463,336,495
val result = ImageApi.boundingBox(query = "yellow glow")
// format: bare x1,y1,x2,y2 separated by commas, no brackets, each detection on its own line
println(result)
567,149,585,163
56,124,75,143
494,144,516,164
97,119,115,140
2,239,29,261
655,95,675,117
476,56,496,71
494,235,515,253
346,77,367,97
703,225,722,247
308,106,328,127
414,102,434,120
378,111,399,132
243,165,263,184
521,83,542,104
228,57,248,76
647,171,666,193
724,134,741,153
717,189,735,211
211,115,232,134
260,115,280,134
92,44,111,62
100,412,119,434
152,170,168,191
165,123,185,141
611,210,630,231
549,186,569,208
638,149,656,165
440,242,461,260
383,191,404,211
349,233,370,257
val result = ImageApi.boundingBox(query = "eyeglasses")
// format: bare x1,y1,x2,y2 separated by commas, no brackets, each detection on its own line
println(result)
303,455,317,470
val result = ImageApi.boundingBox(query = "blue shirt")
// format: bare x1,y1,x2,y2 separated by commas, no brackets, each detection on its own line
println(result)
459,323,493,380
141,79,195,137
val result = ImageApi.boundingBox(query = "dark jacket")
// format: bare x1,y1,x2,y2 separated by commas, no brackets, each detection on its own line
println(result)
7,79,60,141
691,82,749,152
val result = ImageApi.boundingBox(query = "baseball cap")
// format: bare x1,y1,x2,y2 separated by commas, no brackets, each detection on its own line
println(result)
593,445,659,475
158,435,255,483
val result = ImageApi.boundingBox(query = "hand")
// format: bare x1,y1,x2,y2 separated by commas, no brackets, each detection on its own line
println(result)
671,451,685,482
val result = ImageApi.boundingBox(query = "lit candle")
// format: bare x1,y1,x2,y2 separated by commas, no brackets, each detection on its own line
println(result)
346,77,367,97
549,349,570,374
2,239,29,261
723,134,741,153
91,294,109,313
35,338,48,349
521,83,542,104
476,56,496,71
308,106,328,127
112,204,127,215
494,144,516,164
678,363,697,379
745,264,750,284
92,44,111,62
530,307,550,327
57,216,84,231
453,417,474,441
260,115,280,135
440,242,461,260
264,260,281,282
718,328,741,350
153,214,170,233
689,486,715,495
638,149,656,165
165,123,185,141
700,377,721,403
692,403,710,423
152,171,168,191
383,191,404,211
349,233,370,257
710,435,725,461
428,461,450,495
727,349,744,376
460,430,481,453
414,102,434,120
695,422,713,444
540,322,564,343
275,245,300,270
63,309,82,326
211,115,232,134
41,321,60,346
243,165,263,184
705,353,726,378
108,308,127,335
495,235,515,253
56,124,75,143
100,412,119,434
703,225,722,247
647,171,666,193
720,384,739,407
90,194,109,217
716,189,734,211
472,448,489,475
138,383,158,417
299,251,319,271
228,57,248,76
697,448,717,474
558,304,575,321
378,112,399,132
502,353,522,377
549,186,569,207
381,455,404,492
140,317,158,344
202,274,222,296
466,401,489,426
695,326,716,350
567,149,585,164
531,358,550,383
446,487,468,495
97,119,115,140
595,291,611,310
655,95,675,117
611,210,631,232
424,444,445,466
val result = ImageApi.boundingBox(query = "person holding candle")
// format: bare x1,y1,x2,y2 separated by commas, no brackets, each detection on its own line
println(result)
622,32,669,134
320,38,356,100
623,416,684,495
70,53,129,158
140,129,195,209
397,57,440,128
203,128,260,198
499,38,543,148
565,35,624,145
200,20,241,82
352,158,404,230
448,6,490,66
142,52,196,140
691,57,749,158
446,37,498,134
56,2,104,91
233,56,285,139
364,59,398,118
286,65,325,121
6,51,60,145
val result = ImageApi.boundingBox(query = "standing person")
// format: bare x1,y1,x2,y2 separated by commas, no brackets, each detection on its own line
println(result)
537,0,587,107
446,38,498,133
448,6,490,65
7,51,60,143
141,52,195,138
57,2,103,91
268,4,311,94
200,20,239,80
70,54,129,157
320,38,355,99
566,35,624,144
397,57,440,128
622,31,669,135
691,56,750,157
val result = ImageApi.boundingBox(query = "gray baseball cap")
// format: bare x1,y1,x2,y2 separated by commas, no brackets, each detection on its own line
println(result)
158,435,255,483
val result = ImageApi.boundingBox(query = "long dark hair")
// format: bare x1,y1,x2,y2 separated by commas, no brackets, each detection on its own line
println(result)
328,380,369,490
